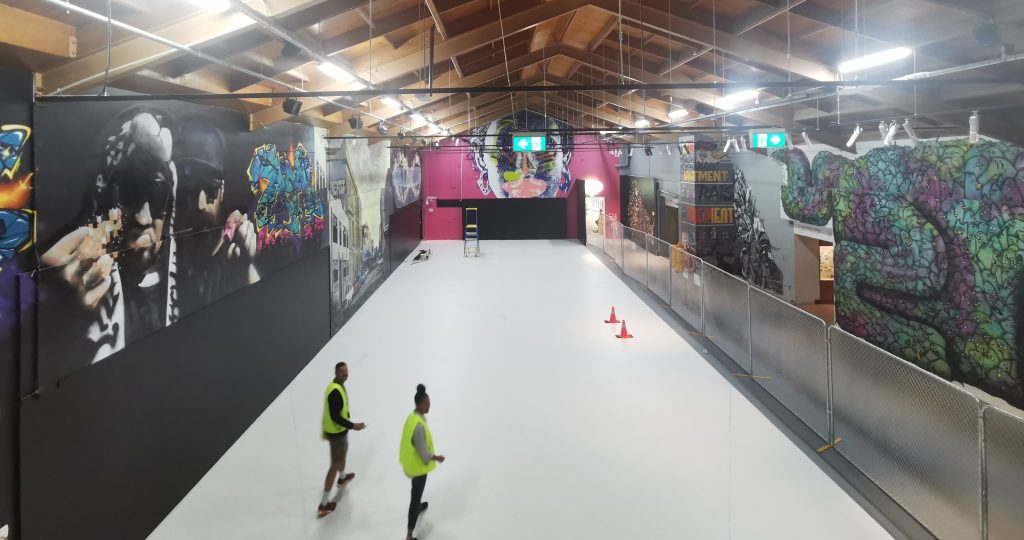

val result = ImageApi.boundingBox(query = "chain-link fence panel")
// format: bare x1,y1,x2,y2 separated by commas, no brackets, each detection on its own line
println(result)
749,288,829,441
701,264,751,372
603,215,621,268
622,226,647,285
830,327,982,540
670,247,703,331
646,236,671,304
983,406,1024,539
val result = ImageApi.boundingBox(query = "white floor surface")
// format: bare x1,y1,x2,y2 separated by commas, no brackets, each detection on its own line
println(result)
149,240,892,540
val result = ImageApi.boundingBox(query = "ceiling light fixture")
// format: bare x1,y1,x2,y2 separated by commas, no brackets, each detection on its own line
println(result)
644,146,654,156
883,122,899,145
635,118,651,129
318,62,355,82
846,124,864,148
902,119,919,144
409,113,426,124
802,131,812,146
969,111,980,143
184,0,230,13
839,47,912,74
668,108,689,119
720,90,759,109
723,138,735,153
381,96,403,109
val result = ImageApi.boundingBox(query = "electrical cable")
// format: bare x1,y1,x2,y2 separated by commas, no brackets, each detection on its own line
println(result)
495,0,516,128
98,0,112,96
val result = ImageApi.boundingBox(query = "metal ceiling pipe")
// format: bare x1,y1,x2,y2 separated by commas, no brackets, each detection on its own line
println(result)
36,0,403,129
227,0,371,90
896,52,1024,81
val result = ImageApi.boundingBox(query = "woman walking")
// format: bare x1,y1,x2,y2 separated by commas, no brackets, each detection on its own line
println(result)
399,384,445,540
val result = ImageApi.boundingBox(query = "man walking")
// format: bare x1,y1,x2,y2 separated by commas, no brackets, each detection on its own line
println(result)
319,362,366,518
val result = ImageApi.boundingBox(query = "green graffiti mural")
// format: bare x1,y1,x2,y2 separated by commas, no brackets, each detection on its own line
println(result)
774,140,1024,406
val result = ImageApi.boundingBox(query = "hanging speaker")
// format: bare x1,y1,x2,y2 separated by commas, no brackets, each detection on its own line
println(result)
348,117,364,129
282,97,302,116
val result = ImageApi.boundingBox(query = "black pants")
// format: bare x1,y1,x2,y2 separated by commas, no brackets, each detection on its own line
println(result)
408,474,427,531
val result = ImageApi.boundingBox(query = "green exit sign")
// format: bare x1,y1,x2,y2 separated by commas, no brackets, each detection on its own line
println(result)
751,131,786,148
512,133,547,152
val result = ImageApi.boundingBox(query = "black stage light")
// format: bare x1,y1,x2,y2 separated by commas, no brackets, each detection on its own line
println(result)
644,146,653,156
282,97,302,116
348,117,364,129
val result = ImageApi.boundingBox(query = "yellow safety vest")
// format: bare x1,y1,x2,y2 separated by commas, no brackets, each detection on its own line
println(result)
399,412,436,477
323,382,350,435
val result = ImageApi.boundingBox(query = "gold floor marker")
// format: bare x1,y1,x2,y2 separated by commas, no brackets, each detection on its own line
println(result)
816,437,844,454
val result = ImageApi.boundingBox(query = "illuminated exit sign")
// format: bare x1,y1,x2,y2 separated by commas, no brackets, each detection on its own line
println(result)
750,131,786,148
512,133,547,152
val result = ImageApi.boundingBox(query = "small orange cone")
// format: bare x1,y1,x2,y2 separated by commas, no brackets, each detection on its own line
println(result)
604,307,619,324
615,320,633,339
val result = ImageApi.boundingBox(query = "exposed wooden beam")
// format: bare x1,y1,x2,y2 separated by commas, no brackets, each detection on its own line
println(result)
0,4,77,59
39,0,330,94
423,0,450,39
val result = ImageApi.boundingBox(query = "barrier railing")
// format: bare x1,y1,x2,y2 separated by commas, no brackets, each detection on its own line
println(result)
584,212,1024,540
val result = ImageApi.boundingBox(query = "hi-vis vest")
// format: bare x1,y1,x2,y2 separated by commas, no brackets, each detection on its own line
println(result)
323,382,350,435
400,412,436,477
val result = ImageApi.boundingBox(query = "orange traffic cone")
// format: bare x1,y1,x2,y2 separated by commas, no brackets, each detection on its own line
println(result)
615,320,633,339
604,306,619,324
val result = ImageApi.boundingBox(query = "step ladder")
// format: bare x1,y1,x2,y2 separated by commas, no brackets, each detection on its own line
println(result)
464,207,480,257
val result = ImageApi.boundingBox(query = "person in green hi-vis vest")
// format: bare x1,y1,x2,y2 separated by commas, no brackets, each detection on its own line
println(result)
318,362,367,518
400,384,445,540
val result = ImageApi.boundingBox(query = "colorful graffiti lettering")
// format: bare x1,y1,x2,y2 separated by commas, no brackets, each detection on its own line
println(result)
774,141,1024,406
0,124,33,260
247,143,325,250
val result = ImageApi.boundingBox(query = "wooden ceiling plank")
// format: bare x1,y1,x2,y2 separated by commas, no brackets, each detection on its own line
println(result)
0,4,77,59
39,0,330,94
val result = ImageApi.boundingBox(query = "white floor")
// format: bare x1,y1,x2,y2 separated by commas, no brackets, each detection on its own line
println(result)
149,240,892,540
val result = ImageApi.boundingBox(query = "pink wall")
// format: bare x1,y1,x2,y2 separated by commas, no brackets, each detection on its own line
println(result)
421,134,621,240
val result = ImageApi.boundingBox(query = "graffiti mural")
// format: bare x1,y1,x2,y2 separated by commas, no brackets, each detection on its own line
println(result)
0,124,33,260
389,147,422,208
774,140,1024,406
733,169,783,294
33,101,325,382
468,111,574,198
248,143,325,251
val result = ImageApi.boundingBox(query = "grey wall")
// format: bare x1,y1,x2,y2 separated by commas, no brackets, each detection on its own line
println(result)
624,146,681,196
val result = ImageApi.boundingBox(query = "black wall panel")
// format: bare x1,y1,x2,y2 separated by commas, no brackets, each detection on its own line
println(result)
437,198,567,239
389,200,422,269
19,248,330,540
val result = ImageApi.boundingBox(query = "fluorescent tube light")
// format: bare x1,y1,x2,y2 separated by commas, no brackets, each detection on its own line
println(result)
381,96,403,109
884,122,899,145
969,111,980,143
846,124,863,148
720,90,759,109
409,113,426,124
318,62,355,82
902,120,919,144
668,108,689,119
184,0,230,12
635,118,651,128
838,47,912,74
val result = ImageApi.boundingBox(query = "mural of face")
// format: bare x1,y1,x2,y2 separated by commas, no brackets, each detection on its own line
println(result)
773,141,1024,406
468,112,573,198
390,148,422,208
99,110,176,286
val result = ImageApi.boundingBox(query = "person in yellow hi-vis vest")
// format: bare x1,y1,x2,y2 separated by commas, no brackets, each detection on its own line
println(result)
318,362,367,518
400,384,445,540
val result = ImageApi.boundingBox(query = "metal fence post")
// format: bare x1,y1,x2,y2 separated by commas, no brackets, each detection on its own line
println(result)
980,405,989,540
826,328,835,446
746,284,754,373
699,259,705,334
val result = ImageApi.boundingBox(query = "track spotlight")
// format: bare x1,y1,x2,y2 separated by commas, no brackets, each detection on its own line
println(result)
846,124,863,148
738,136,748,151
879,121,889,140
723,138,735,153
969,111,980,143
282,97,302,116
377,123,388,135
802,130,812,146
902,120,919,144
884,121,899,145
785,133,794,149
629,147,634,157
644,146,654,156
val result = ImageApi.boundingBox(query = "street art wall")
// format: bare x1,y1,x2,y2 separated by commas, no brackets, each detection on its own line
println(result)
0,66,34,537
327,140,416,333
420,112,620,240
30,101,326,384
774,140,1024,406
733,169,783,294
